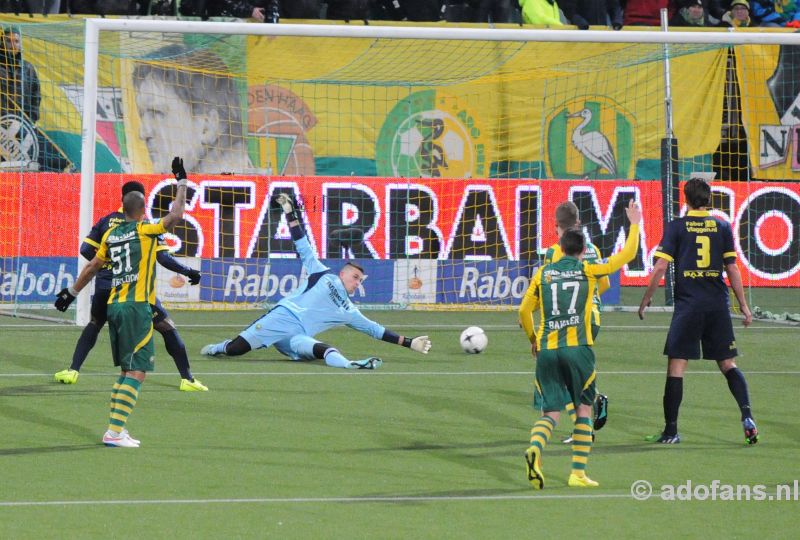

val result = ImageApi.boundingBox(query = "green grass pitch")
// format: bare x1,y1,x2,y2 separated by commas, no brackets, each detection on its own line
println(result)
1,305,797,538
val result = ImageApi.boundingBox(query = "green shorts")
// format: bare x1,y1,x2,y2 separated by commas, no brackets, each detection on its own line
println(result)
535,345,596,412
107,302,155,372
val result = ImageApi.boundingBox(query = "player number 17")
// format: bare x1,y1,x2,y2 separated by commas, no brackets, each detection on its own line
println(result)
550,281,580,316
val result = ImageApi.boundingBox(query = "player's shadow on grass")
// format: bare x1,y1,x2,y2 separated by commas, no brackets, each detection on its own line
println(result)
0,390,100,443
0,383,99,397
0,444,98,456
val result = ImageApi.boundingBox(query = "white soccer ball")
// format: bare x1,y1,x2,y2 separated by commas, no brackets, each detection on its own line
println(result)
460,326,488,354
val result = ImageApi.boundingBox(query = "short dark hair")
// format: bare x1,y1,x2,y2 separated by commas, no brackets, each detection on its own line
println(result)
555,201,579,229
122,191,145,218
684,177,711,209
122,181,145,198
341,262,364,274
559,227,586,256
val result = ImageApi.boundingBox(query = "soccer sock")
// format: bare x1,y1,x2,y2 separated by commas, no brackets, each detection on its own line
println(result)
161,329,192,380
571,417,594,474
565,401,577,425
108,377,141,434
323,349,350,369
529,416,556,453
109,375,125,415
69,321,101,371
724,368,752,420
663,376,683,436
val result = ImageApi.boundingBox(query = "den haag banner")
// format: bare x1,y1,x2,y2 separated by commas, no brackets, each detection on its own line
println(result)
113,34,726,179
1,174,798,292
737,43,800,181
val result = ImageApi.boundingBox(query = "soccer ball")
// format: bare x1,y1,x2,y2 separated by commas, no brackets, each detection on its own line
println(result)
460,326,488,354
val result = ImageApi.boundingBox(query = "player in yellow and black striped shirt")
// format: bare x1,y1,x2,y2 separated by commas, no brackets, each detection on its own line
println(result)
55,157,189,448
519,199,641,490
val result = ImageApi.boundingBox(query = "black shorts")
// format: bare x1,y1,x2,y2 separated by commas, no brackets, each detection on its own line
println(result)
663,309,738,361
91,289,170,328
90,288,112,325
151,298,170,326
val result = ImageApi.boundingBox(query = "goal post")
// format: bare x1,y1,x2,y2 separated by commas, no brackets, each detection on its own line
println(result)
10,19,797,324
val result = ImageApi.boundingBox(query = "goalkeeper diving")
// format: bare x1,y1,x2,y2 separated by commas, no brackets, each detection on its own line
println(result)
200,194,432,369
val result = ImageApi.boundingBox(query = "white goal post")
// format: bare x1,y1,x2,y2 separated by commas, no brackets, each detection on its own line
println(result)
74,19,800,326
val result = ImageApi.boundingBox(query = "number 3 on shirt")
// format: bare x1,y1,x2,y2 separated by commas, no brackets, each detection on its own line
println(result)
695,235,710,268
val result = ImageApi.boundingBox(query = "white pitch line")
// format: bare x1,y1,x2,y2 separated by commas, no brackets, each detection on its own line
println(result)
1,370,798,378
0,492,633,508
2,323,796,330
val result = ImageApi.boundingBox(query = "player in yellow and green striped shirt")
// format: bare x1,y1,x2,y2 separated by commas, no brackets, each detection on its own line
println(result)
55,157,189,448
519,199,641,489
539,202,611,442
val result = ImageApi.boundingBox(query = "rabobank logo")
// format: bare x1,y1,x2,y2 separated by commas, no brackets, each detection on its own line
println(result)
0,258,76,301
437,261,533,305
546,97,634,179
376,90,489,178
201,259,395,304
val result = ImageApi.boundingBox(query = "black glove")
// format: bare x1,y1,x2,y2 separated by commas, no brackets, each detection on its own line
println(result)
186,269,201,286
54,287,76,312
172,156,187,181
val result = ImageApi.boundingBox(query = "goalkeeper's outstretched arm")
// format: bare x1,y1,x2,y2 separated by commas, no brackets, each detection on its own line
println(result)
346,309,432,354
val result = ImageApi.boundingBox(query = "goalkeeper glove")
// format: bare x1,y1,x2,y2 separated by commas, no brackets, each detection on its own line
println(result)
404,335,431,354
172,156,188,186
272,192,302,222
54,287,77,312
186,269,201,286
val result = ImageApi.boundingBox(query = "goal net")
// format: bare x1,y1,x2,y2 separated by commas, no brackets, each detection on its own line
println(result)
2,19,799,324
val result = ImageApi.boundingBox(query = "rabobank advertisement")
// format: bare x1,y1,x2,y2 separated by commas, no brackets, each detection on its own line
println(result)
0,256,623,307
437,260,534,306
202,258,395,305
0,257,76,302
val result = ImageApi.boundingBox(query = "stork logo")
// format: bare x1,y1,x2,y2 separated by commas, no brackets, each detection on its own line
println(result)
376,90,488,178
545,98,634,180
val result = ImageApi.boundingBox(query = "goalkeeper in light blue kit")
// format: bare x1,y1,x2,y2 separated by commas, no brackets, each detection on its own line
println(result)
200,194,432,368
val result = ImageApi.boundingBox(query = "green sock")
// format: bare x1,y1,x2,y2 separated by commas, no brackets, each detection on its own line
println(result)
108,377,141,434
571,417,593,474
529,416,557,453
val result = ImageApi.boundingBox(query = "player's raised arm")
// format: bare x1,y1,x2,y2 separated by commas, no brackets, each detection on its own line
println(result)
585,199,642,277
274,192,328,274
159,157,189,232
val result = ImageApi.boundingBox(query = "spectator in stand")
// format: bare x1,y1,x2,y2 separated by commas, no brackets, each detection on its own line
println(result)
374,0,445,20
670,0,715,25
560,0,623,29
720,0,755,26
519,0,564,24
179,0,266,20
473,0,513,22
750,0,787,25
325,0,371,20
697,0,730,24
280,0,321,18
623,0,677,26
